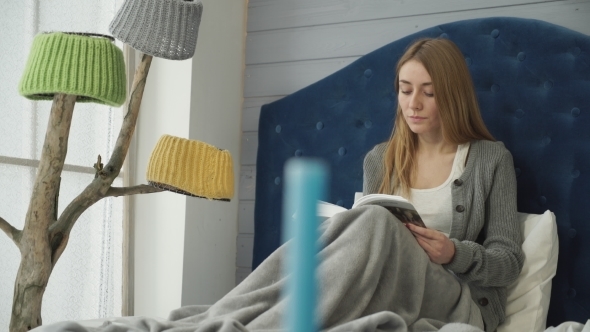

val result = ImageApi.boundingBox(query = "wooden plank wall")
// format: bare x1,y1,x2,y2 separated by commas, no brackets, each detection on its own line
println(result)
236,0,590,284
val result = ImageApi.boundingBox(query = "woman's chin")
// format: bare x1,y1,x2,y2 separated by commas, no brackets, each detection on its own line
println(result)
408,125,442,137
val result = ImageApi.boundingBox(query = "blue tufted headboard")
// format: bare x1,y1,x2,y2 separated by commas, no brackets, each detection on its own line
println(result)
253,17,590,326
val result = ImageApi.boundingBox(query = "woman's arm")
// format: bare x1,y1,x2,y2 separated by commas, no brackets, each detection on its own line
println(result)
444,149,525,288
363,143,387,195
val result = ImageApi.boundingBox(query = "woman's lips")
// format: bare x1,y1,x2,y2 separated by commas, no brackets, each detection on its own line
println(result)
408,116,426,122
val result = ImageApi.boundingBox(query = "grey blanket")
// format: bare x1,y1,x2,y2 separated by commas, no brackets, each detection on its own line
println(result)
35,206,484,332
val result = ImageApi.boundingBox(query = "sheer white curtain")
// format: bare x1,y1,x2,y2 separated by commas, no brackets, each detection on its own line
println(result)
0,0,126,327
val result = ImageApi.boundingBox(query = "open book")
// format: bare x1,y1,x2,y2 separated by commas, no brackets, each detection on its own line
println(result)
318,194,426,228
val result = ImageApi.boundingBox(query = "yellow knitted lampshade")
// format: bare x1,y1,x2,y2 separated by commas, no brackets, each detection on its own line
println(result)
146,135,234,201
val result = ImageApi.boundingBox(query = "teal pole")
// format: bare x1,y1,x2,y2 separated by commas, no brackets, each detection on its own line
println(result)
282,158,328,332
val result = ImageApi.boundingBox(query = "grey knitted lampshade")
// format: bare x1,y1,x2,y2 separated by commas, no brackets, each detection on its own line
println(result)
109,0,203,60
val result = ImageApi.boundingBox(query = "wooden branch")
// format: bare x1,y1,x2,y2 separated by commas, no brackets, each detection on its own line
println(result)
0,216,21,245
10,94,77,332
23,94,76,234
105,53,153,177
106,185,164,197
51,54,154,246
93,155,103,178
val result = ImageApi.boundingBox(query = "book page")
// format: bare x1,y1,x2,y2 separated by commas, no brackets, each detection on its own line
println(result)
317,201,347,219
352,194,425,228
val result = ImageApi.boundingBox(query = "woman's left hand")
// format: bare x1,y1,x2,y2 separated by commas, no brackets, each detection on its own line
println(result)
405,223,455,265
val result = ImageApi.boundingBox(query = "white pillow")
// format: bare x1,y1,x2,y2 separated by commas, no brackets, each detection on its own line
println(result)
497,210,558,332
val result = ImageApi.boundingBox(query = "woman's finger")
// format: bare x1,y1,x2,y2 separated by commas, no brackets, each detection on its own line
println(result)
415,235,435,253
406,223,439,239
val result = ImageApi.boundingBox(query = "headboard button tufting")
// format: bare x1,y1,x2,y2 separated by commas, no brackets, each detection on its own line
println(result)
569,229,577,239
491,84,500,92
294,150,303,157
274,177,281,185
567,288,577,299
364,69,372,78
465,57,472,66
572,170,580,178
316,122,324,130
572,47,581,56
364,120,372,128
440,33,449,39
336,200,344,206
515,109,524,118
539,196,547,205
517,52,526,61
542,136,551,145
571,107,580,117
491,29,500,38
544,81,554,89
275,125,281,133
338,147,347,156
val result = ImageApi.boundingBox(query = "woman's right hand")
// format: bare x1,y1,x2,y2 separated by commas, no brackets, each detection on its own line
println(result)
406,223,456,264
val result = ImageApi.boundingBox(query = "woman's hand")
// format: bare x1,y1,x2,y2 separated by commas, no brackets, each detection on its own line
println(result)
405,223,455,264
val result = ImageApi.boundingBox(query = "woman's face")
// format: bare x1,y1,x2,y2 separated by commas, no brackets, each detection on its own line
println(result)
398,60,442,137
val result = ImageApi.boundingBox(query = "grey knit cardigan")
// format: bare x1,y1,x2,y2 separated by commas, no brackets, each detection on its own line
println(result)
363,140,525,332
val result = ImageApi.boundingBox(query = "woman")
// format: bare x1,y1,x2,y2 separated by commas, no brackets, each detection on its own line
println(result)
363,38,524,331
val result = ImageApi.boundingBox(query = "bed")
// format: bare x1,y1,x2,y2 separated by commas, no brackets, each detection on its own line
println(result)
253,17,590,331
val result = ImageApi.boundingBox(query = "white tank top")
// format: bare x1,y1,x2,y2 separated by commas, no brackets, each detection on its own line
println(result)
409,142,470,237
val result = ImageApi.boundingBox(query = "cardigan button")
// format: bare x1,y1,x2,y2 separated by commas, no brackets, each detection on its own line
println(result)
453,179,463,186
478,298,489,306
455,205,465,212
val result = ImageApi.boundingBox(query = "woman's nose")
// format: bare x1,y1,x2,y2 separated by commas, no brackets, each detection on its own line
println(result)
408,93,421,110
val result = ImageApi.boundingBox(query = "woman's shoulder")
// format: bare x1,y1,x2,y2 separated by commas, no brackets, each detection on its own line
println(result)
364,142,388,162
471,140,512,158
363,142,387,177
469,140,514,170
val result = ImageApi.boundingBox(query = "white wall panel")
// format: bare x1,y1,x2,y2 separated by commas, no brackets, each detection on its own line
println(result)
242,107,261,132
239,166,256,201
244,57,357,98
236,267,252,285
236,235,255,268
247,0,590,65
241,132,259,166
243,96,284,132
238,201,255,234
243,96,285,109
247,0,560,31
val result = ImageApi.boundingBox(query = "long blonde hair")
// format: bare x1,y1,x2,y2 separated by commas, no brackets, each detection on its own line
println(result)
379,38,495,196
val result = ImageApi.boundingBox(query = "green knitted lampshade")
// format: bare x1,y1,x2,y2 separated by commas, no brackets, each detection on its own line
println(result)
19,32,126,107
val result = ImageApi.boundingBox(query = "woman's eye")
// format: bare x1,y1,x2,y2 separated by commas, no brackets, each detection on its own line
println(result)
400,90,411,95
424,92,434,97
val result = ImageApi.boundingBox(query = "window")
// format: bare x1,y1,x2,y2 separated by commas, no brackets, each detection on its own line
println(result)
0,0,126,325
